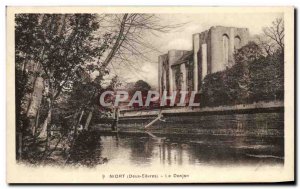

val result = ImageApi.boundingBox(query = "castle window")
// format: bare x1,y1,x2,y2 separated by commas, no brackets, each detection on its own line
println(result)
222,34,229,66
234,36,241,50
175,68,182,91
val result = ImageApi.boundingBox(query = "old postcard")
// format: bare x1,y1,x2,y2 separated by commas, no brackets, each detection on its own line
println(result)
7,6,294,183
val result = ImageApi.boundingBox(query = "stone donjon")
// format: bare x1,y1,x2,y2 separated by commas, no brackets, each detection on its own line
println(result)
158,26,249,96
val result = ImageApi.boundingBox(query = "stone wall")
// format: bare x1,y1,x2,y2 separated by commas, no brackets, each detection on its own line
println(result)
158,50,190,95
116,112,284,137
209,26,249,73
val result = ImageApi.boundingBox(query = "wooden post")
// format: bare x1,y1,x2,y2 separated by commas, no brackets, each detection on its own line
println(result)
115,108,119,131
84,108,94,131
77,110,84,131
111,107,119,131
111,108,116,131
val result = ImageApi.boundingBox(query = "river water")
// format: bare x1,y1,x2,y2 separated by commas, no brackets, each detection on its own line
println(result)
75,112,284,167
97,132,284,167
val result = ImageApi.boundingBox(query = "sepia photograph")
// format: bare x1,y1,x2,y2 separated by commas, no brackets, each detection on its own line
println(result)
6,6,295,183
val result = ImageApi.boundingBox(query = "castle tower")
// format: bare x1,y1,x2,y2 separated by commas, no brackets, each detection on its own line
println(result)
158,26,249,95
193,26,249,90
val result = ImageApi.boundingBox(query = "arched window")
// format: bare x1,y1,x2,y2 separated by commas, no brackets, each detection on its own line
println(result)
222,34,229,66
234,36,241,50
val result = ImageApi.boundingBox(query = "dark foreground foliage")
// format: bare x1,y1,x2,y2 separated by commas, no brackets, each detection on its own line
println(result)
67,131,107,167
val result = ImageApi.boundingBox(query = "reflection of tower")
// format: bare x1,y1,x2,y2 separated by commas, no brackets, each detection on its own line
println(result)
159,142,172,165
158,140,189,165
178,146,183,165
160,142,166,165
167,143,171,165
144,142,149,154
129,137,154,164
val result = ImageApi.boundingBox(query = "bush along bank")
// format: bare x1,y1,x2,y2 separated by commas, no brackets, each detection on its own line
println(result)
200,42,284,107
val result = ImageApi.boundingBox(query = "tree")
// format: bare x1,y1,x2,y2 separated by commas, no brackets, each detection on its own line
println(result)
256,18,284,55
15,14,110,138
234,42,264,64
15,14,44,136
130,80,151,96
38,14,107,138
249,51,284,102
15,13,181,163
255,34,277,56
233,42,264,103
201,41,283,107
81,14,180,126
97,14,184,72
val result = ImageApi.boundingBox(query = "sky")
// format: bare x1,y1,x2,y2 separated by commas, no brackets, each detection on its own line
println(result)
107,12,283,88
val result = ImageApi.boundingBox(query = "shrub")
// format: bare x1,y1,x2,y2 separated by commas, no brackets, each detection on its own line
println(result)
200,42,284,107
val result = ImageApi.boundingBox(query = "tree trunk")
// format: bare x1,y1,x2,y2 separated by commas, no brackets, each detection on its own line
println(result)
77,110,84,128
32,109,40,136
26,76,44,134
84,108,94,130
39,100,52,138
101,14,128,69
79,110,84,123
73,110,84,135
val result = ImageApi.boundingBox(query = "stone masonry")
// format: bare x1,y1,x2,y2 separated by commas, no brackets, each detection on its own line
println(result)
158,26,249,95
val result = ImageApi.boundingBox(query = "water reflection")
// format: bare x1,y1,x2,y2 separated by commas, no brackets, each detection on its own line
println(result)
99,132,284,167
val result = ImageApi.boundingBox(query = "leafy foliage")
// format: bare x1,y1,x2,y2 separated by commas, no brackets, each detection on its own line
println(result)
201,42,284,107
234,42,264,64
15,69,30,133
14,13,178,165
129,80,151,96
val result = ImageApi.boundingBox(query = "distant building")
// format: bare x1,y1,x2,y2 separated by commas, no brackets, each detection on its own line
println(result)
158,26,249,95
